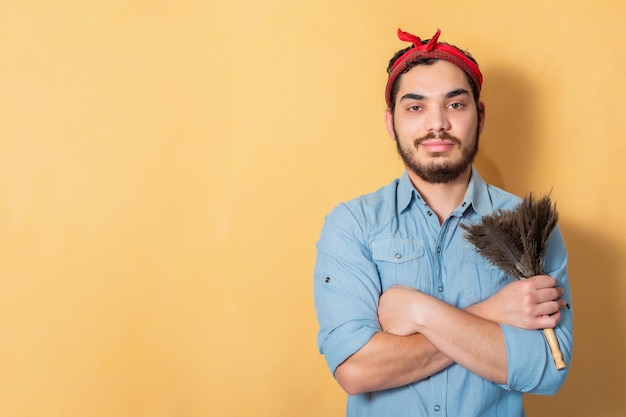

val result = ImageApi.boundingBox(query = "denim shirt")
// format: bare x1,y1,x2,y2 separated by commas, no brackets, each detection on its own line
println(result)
314,168,573,417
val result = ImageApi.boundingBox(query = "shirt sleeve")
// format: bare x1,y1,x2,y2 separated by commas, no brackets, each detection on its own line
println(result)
313,203,383,375
499,225,574,394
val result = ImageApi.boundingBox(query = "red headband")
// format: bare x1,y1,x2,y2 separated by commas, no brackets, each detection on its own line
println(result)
385,28,483,107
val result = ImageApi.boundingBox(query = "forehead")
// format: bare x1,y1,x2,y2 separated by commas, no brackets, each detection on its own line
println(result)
396,60,474,98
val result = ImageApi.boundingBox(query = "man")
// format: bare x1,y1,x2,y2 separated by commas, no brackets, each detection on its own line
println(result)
313,28,573,417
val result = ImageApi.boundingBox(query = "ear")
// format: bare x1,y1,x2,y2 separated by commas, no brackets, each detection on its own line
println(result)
385,109,396,141
477,101,486,134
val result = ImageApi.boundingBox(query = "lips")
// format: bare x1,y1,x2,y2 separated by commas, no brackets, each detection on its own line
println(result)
419,139,456,153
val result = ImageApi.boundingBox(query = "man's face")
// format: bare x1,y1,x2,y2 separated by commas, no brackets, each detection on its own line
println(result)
386,60,484,184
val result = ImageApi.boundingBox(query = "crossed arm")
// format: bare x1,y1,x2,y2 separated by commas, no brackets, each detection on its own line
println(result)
334,275,566,395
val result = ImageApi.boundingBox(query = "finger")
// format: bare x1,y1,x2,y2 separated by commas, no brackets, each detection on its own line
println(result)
536,287,563,303
532,275,558,289
536,311,561,329
547,311,561,327
535,300,562,317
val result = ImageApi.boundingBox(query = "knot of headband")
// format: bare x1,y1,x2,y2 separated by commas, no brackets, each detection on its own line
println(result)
385,28,483,107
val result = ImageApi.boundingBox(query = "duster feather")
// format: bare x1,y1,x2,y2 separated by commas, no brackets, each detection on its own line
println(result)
461,193,558,279
461,193,566,370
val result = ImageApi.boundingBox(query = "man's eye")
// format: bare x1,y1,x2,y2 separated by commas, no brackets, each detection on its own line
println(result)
408,105,421,112
449,102,465,110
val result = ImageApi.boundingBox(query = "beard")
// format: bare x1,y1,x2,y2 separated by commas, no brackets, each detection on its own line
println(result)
394,126,480,184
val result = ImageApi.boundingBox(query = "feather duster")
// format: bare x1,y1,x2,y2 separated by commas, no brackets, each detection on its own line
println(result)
461,193,566,370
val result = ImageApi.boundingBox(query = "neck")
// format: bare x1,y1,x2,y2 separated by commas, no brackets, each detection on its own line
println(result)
407,167,471,224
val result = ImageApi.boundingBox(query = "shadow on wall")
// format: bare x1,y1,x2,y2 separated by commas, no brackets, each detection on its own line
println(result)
476,67,626,415
525,219,625,416
474,66,537,195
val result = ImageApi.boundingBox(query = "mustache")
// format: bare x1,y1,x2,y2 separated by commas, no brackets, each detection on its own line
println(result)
414,131,462,146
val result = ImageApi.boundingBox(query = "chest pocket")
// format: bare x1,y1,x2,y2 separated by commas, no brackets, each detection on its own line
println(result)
462,242,511,303
371,238,427,292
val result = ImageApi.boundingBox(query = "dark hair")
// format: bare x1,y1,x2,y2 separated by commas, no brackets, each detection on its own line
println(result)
386,41,481,111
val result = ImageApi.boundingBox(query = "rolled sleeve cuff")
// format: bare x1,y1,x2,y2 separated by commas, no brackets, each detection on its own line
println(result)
320,321,380,375
499,324,553,392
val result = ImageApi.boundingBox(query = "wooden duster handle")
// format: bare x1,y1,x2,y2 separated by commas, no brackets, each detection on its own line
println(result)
542,328,566,370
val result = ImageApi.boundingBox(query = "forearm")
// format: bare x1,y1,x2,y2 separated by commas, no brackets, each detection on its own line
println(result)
334,331,453,395
413,296,508,384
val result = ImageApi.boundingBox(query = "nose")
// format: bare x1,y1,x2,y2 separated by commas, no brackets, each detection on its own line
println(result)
424,107,450,133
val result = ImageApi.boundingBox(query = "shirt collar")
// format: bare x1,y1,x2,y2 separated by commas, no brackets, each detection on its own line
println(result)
463,167,494,217
397,167,495,216
398,171,418,213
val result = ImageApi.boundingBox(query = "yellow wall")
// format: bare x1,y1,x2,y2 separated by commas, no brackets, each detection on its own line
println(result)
0,1,624,416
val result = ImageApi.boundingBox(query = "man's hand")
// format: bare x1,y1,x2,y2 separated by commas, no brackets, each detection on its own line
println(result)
468,275,566,330
378,286,425,335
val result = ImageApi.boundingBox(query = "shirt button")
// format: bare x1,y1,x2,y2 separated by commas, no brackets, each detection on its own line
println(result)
436,247,441,253
434,405,441,411
395,252,402,259
438,285,444,292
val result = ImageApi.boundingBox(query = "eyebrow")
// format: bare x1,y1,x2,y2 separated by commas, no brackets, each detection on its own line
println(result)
445,88,471,98
400,88,471,102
